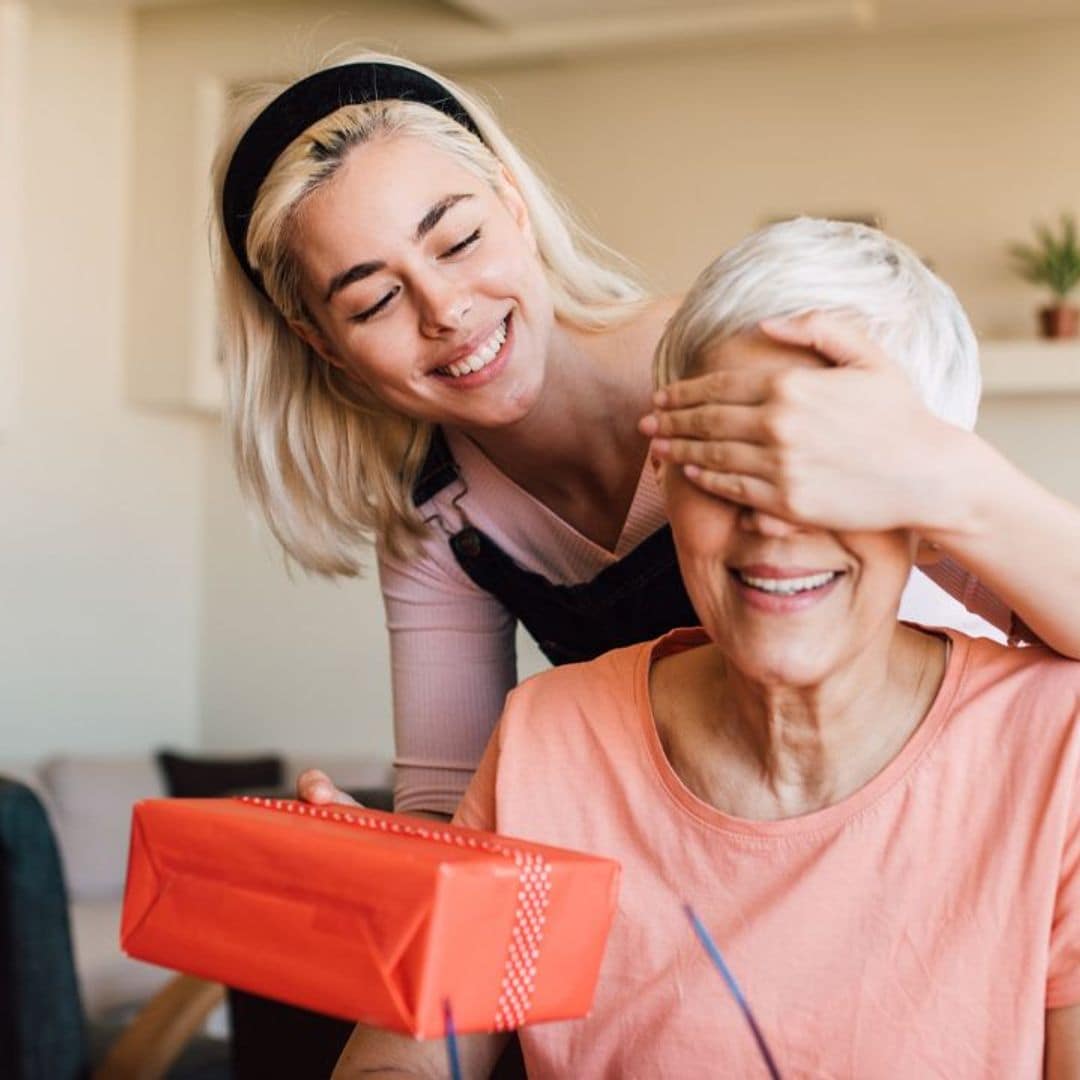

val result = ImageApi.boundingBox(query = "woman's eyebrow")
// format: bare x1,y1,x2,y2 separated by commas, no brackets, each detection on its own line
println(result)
324,260,384,303
415,193,473,241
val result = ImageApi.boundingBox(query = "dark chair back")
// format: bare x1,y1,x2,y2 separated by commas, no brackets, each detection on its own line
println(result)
0,776,89,1080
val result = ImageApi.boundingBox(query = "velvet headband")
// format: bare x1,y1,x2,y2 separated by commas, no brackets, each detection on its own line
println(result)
221,61,485,297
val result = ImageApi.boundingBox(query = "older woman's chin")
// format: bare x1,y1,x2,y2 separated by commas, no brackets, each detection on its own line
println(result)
707,623,894,690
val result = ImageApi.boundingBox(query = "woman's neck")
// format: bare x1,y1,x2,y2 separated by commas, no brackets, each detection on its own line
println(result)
652,625,949,821
452,299,673,550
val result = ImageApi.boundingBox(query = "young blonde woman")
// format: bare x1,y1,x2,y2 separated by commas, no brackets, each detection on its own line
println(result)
215,53,1080,819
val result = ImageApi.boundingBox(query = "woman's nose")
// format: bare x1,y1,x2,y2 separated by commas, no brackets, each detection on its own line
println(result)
417,276,472,337
738,506,801,537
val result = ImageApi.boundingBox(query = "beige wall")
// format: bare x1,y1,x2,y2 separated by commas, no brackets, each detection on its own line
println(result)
6,3,1080,762
1,6,205,759
477,22,1080,340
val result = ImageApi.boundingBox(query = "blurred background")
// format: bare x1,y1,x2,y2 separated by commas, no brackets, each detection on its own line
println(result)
4,0,1080,766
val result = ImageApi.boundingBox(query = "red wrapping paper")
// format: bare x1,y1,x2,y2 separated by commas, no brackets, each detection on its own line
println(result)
121,797,620,1037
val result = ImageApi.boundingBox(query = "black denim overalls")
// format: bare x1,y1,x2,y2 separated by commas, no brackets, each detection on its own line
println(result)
412,428,699,666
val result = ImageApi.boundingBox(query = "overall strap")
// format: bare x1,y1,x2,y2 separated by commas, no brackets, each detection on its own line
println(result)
410,428,698,665
450,524,698,666
411,427,459,508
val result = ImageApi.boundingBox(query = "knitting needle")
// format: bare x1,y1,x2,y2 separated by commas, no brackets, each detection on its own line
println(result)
683,903,783,1080
443,998,463,1080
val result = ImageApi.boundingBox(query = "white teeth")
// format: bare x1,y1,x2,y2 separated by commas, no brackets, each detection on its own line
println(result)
437,317,508,378
737,570,838,595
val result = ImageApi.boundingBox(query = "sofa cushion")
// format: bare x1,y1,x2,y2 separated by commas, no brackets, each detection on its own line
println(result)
156,749,282,799
39,756,164,902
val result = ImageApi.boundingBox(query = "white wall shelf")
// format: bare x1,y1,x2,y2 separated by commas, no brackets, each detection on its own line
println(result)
980,340,1080,397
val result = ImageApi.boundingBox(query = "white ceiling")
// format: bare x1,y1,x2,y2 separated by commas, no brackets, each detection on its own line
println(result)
442,0,1080,32
29,0,1080,61
35,0,1080,25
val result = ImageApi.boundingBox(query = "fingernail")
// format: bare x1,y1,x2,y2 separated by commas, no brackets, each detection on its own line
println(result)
683,464,700,478
652,438,670,455
652,389,669,407
639,413,658,435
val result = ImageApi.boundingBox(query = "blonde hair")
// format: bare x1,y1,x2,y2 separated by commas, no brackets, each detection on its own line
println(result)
655,217,981,430
213,52,645,576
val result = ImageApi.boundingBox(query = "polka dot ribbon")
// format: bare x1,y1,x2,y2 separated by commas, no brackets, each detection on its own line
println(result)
236,796,552,1030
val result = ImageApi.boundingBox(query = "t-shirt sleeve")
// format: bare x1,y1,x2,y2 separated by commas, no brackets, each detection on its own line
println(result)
450,723,501,833
1047,741,1080,1008
378,536,518,818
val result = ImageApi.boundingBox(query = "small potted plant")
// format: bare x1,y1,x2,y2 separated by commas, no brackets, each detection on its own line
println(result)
1008,213,1080,338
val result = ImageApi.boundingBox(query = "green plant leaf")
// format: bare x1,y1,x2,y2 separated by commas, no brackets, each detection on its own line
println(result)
1007,212,1080,300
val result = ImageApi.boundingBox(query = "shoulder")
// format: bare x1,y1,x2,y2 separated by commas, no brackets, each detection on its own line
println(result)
498,639,651,744
955,632,1080,702
376,503,487,600
498,630,706,750
508,638,647,707
941,631,1080,764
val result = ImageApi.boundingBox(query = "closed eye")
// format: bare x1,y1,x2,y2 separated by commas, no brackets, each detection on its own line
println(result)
441,228,481,258
350,285,400,323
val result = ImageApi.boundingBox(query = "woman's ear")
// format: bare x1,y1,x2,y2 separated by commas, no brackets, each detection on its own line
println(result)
496,166,537,251
288,315,343,370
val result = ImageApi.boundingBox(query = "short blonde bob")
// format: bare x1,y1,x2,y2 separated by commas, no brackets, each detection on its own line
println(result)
213,52,645,576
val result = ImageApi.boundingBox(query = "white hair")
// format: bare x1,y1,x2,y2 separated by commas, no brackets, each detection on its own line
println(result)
656,217,981,430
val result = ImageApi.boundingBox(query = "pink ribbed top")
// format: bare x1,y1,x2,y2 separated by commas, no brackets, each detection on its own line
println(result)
379,428,1012,816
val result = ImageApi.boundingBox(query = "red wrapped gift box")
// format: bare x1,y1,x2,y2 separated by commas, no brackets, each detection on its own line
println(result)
121,797,620,1037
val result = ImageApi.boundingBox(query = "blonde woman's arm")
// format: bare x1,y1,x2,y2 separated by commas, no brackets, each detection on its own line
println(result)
379,538,518,816
296,531,515,815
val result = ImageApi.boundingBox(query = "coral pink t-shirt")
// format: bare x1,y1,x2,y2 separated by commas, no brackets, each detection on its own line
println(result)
454,628,1080,1079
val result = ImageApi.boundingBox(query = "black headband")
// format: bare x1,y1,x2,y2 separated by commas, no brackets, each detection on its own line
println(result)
222,61,485,298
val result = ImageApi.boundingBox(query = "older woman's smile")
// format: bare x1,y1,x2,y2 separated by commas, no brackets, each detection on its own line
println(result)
731,564,845,612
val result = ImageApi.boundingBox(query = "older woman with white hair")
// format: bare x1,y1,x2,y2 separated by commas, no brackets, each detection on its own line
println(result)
334,219,1080,1078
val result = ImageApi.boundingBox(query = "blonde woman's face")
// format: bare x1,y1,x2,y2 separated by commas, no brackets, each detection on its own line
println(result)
289,134,555,429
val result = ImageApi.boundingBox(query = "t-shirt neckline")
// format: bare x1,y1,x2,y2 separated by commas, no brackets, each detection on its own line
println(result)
635,625,970,839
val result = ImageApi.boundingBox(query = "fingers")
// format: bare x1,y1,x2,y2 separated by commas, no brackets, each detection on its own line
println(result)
640,402,762,442
682,465,781,511
759,312,889,370
651,369,774,411
296,768,361,807
652,436,772,477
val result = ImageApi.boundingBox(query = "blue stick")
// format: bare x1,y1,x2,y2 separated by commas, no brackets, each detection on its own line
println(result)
683,903,783,1080
443,998,462,1080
